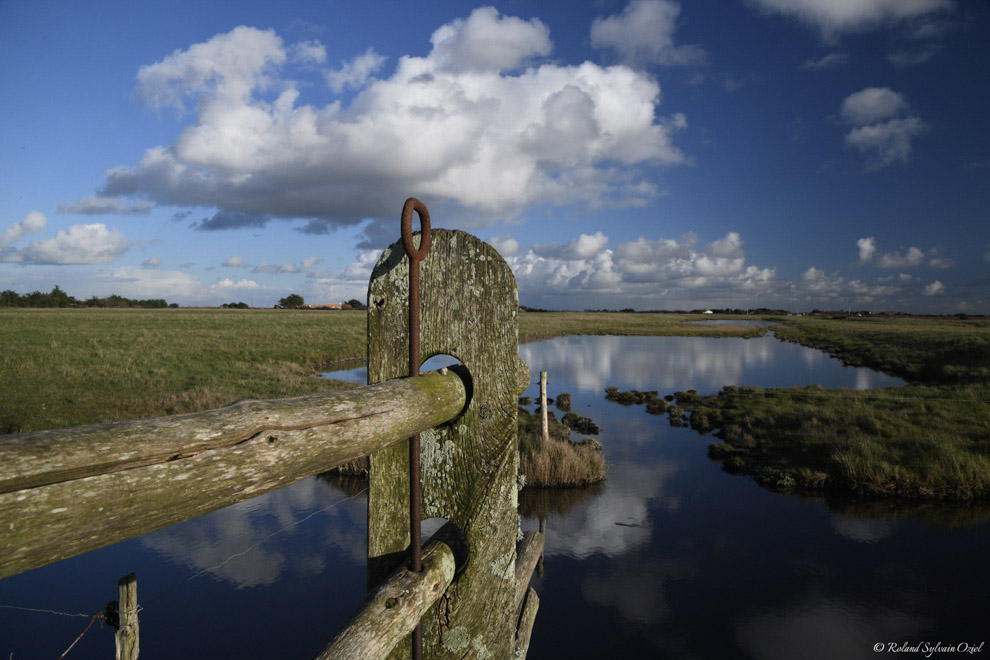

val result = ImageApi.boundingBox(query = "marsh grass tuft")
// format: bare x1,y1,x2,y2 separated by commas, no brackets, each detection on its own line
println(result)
517,407,606,487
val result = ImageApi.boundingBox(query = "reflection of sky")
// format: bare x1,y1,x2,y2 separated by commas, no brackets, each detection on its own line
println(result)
542,459,682,560
141,477,367,588
518,334,905,393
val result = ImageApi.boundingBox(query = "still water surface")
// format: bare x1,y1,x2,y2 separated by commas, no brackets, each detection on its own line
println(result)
2,334,986,658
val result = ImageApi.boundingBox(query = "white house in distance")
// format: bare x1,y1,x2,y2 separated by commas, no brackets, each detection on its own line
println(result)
703,310,714,314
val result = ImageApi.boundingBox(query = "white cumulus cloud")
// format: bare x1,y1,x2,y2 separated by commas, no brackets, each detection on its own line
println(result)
135,25,286,110
922,280,944,296
1,223,130,265
857,237,876,262
101,13,688,233
223,255,246,267
489,234,520,257
0,210,47,248
877,246,925,269
142,256,163,268
840,88,927,170
211,278,261,290
591,0,706,66
841,87,908,125
429,6,551,72
747,0,955,40
325,47,386,92
533,232,609,260
308,249,382,283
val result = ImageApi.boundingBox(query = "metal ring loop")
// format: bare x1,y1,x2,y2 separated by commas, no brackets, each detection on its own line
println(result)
400,198,431,263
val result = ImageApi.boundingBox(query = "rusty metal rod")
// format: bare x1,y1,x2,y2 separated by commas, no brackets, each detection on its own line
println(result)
400,197,431,660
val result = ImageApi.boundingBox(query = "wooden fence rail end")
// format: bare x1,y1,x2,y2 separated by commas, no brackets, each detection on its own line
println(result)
514,530,545,619
317,537,456,659
515,587,540,659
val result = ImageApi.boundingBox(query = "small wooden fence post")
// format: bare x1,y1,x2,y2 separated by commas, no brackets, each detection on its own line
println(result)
115,573,138,660
368,228,520,658
539,371,548,445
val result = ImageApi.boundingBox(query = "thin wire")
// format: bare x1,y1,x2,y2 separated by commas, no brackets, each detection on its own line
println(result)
0,604,92,618
140,486,368,609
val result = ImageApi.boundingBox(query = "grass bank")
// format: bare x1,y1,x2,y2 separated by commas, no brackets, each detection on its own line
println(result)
770,315,990,383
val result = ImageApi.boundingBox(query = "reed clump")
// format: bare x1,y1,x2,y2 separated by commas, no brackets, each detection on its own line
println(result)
517,407,606,487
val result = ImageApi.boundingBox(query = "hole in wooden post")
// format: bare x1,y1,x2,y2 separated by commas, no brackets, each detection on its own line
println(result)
420,354,473,419
422,518,470,578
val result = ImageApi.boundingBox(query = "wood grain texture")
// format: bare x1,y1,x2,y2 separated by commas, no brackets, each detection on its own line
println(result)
514,530,545,619
515,588,539,660
318,538,456,660
115,573,139,660
368,228,520,658
0,370,466,579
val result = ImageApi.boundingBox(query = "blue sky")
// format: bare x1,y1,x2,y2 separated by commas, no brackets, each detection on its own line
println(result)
1,0,987,312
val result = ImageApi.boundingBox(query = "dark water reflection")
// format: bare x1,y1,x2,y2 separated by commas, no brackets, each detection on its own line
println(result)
2,335,985,658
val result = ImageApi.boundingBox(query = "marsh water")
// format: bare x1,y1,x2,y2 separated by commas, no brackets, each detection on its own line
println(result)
2,333,988,658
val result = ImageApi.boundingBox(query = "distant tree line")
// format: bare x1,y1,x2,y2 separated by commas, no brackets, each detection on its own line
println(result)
221,302,250,309
274,294,367,310
0,286,173,308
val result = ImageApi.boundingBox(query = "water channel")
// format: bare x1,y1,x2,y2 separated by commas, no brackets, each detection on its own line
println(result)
2,332,987,658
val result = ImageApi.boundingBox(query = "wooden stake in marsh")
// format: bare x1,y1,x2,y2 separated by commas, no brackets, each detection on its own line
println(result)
368,226,520,658
115,573,138,660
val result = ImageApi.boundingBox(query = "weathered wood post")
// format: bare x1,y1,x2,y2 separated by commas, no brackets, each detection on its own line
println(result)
368,228,520,658
115,573,138,660
539,371,548,445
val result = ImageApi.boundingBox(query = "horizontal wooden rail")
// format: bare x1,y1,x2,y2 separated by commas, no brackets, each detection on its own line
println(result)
0,368,469,580
318,536,457,659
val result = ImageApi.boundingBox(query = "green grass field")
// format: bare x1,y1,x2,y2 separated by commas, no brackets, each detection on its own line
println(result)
0,308,367,432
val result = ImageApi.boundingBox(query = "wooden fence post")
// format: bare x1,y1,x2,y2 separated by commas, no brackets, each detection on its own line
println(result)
539,371,548,445
368,228,519,658
115,573,138,660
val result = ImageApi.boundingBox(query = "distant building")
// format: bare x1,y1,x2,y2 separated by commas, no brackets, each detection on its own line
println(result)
703,310,714,314
300,303,343,310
